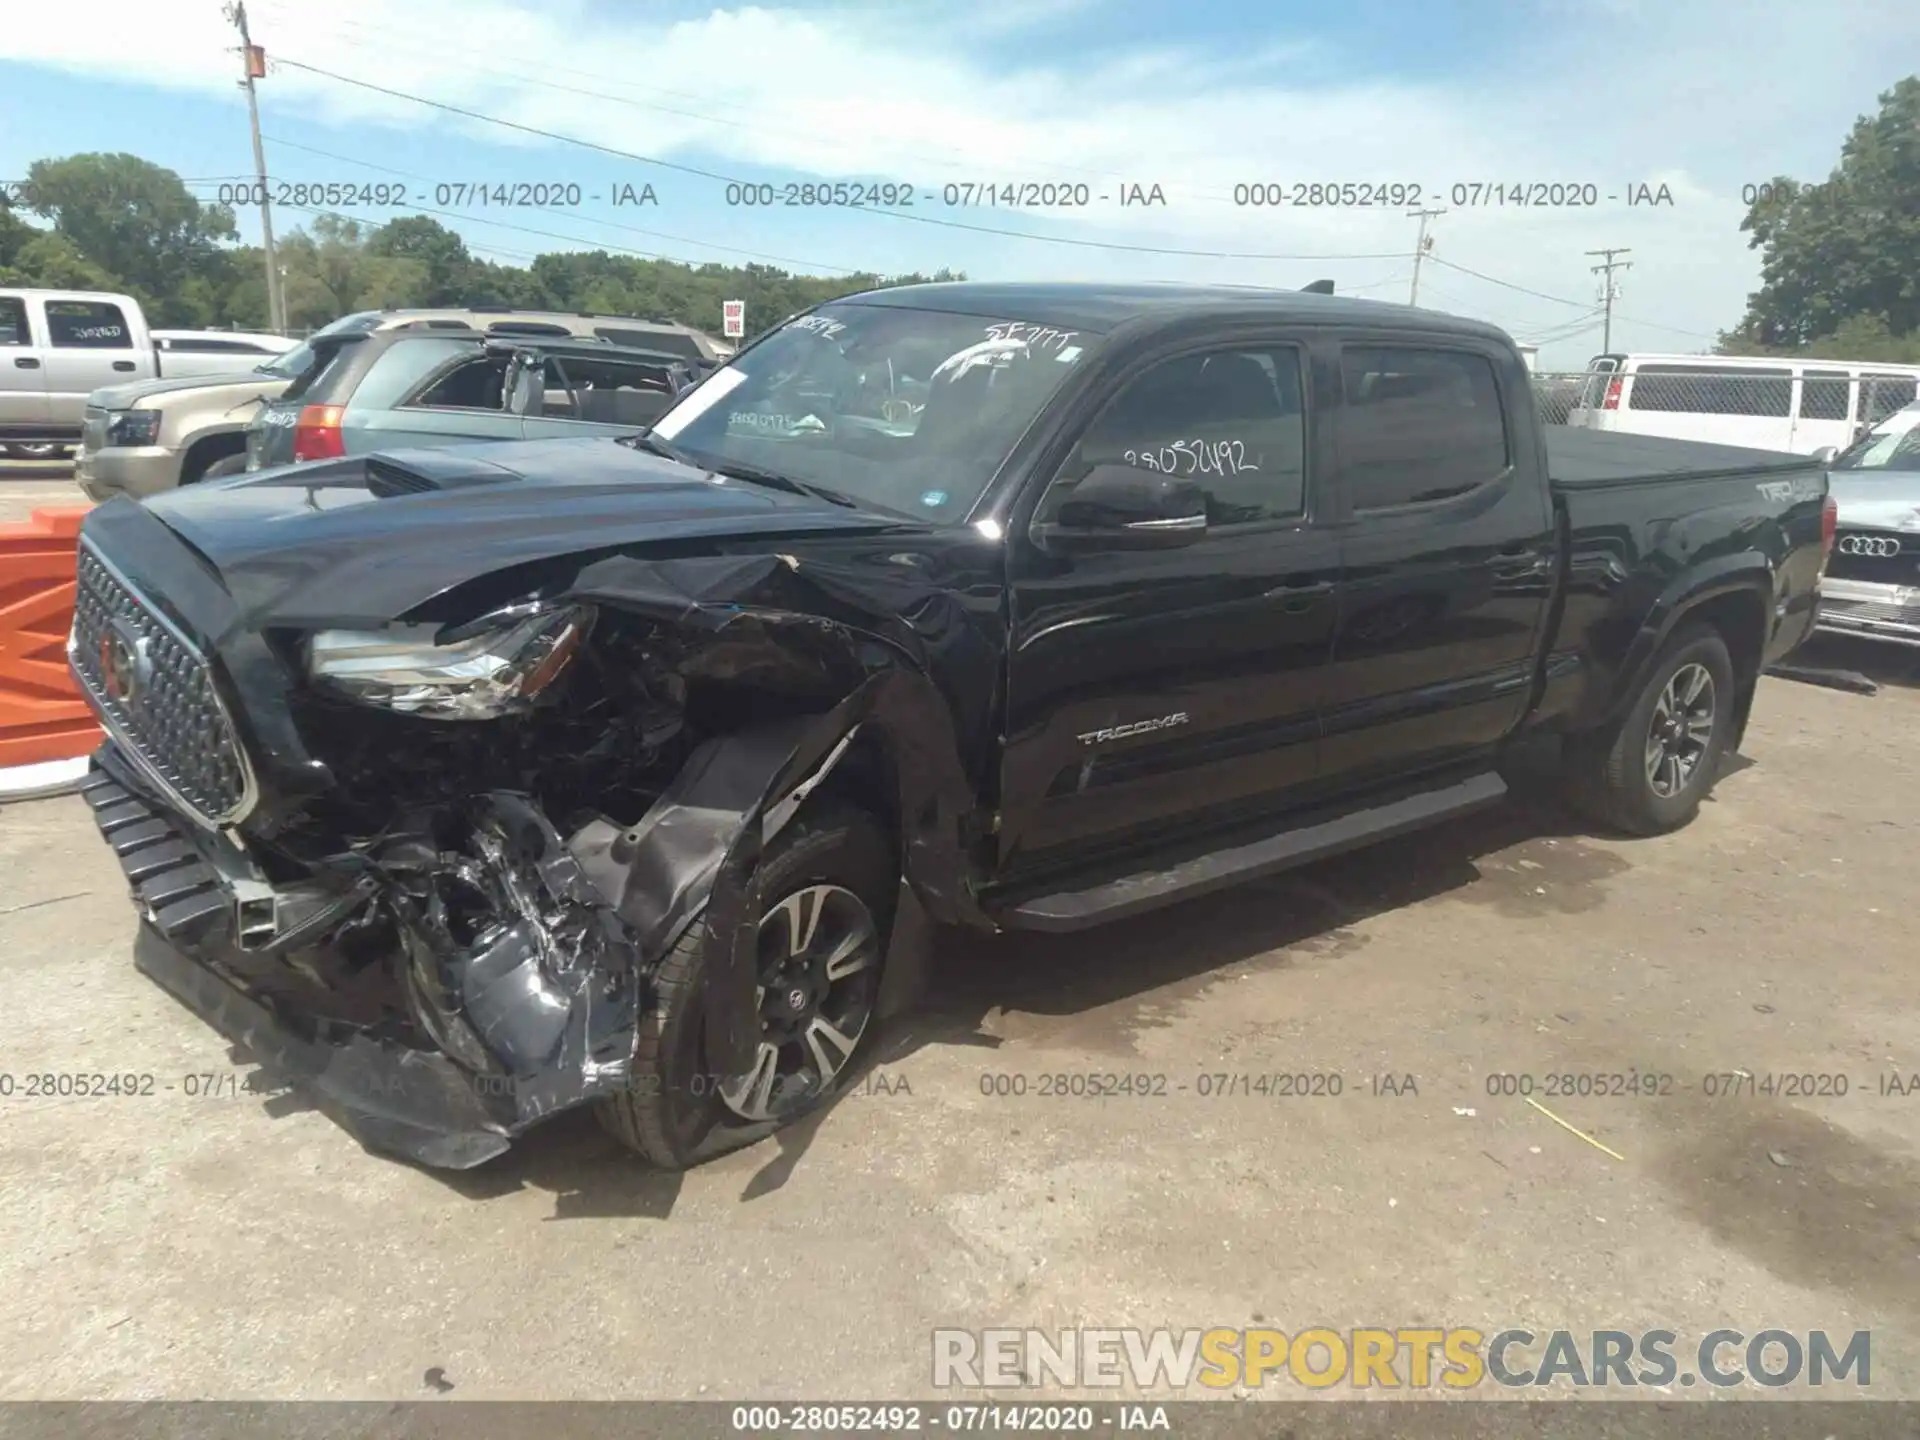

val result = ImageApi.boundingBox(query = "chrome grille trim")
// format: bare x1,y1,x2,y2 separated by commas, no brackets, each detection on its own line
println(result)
66,536,258,830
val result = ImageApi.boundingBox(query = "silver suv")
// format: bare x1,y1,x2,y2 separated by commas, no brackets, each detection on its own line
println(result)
1817,400,1920,647
75,308,722,501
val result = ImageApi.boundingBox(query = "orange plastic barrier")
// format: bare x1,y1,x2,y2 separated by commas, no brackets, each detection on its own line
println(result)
0,506,100,793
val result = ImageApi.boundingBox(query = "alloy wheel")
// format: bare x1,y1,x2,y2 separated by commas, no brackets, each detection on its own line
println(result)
1644,662,1715,800
716,883,881,1122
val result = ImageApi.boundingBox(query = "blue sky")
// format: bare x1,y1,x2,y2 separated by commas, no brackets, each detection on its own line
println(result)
4,0,1918,366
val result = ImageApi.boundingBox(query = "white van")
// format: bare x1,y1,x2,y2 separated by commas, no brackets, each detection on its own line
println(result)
1566,352,1920,456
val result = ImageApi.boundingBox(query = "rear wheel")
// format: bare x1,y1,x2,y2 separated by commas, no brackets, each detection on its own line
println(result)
595,800,893,1169
1564,622,1735,835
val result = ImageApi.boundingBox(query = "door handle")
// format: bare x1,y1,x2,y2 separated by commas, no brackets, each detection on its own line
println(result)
1264,579,1334,613
13,357,40,369
112,360,137,372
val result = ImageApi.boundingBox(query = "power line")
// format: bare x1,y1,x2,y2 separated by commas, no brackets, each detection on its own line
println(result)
264,56,1407,264
1426,254,1714,341
259,134,859,273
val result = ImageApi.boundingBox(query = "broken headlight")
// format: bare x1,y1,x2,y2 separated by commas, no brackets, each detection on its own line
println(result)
306,604,594,720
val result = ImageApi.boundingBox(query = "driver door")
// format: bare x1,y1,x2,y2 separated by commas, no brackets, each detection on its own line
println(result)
997,337,1341,878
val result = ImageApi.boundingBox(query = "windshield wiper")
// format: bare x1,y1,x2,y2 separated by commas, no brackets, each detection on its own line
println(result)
619,430,859,508
620,428,700,467
706,458,860,508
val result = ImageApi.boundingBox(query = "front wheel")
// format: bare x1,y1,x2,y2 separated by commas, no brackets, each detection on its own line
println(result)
1564,622,1736,836
595,800,893,1169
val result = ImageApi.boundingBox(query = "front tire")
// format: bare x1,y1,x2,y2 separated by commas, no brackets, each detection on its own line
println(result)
1564,622,1736,836
595,800,894,1169
190,452,249,483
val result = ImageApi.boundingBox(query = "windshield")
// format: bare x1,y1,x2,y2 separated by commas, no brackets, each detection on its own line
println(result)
1831,404,1920,472
650,303,1097,520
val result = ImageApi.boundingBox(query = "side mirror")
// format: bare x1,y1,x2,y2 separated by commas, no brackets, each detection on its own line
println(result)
1034,463,1208,551
1811,445,1838,465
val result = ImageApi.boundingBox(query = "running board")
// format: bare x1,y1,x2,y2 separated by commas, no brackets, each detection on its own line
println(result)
997,770,1508,933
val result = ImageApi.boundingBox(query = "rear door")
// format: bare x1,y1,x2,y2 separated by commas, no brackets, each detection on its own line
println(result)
0,294,50,431
38,297,146,425
1319,338,1555,790
998,332,1340,876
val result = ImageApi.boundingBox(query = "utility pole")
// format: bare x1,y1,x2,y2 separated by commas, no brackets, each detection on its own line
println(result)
1586,247,1632,352
1407,208,1445,305
226,2,286,335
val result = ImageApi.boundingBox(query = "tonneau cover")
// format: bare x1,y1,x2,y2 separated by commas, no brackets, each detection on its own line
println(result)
1546,427,1819,487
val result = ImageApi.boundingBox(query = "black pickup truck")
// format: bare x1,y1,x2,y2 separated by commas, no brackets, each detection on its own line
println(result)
68,282,1832,1171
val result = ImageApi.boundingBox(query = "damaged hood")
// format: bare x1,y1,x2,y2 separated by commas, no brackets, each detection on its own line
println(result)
137,436,901,627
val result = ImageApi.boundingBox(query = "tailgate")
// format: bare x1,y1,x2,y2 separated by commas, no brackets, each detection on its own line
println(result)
247,402,300,471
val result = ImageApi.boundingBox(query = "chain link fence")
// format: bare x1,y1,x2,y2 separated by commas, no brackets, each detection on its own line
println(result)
1531,367,1919,433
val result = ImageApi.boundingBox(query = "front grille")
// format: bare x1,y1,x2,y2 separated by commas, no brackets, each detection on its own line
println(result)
1822,597,1920,628
1826,530,1920,586
69,541,255,828
80,406,108,454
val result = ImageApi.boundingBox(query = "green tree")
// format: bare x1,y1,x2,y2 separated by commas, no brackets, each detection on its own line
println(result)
15,152,238,324
278,213,429,327
365,216,474,306
0,230,120,290
1725,76,1920,353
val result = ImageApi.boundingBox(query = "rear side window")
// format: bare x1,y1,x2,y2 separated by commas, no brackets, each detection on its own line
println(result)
1627,364,1790,417
45,300,131,348
349,338,487,409
1338,347,1510,510
0,297,28,346
404,349,513,412
161,336,266,354
280,339,369,403
1863,374,1920,425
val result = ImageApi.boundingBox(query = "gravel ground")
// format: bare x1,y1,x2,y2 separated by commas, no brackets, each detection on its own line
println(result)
0,467,1916,1406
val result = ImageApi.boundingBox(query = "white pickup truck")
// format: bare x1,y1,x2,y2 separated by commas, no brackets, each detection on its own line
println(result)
0,287,292,454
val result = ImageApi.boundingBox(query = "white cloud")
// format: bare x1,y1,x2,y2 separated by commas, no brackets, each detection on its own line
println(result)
3,0,1916,366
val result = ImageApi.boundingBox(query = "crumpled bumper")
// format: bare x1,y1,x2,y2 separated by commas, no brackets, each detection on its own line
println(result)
82,750,550,1170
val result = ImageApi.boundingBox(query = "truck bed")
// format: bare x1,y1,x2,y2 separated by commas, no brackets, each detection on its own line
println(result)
1546,427,1819,487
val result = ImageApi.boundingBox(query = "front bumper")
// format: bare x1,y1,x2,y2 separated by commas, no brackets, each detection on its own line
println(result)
1816,577,1920,648
75,444,181,501
81,749,528,1169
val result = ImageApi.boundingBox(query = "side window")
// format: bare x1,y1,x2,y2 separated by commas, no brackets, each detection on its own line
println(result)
0,297,30,346
44,300,132,348
410,353,513,411
1628,365,1791,417
1863,375,1919,426
1337,347,1510,511
1800,369,1851,422
550,355,679,428
1060,345,1308,525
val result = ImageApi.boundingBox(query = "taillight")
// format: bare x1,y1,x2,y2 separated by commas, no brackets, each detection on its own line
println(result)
1602,377,1623,410
292,404,346,463
1820,494,1837,566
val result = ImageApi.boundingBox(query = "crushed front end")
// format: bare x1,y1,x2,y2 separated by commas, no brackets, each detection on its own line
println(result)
64,499,794,1168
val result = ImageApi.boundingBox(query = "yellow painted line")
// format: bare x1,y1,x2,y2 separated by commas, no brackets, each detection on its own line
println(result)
1524,1095,1626,1161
